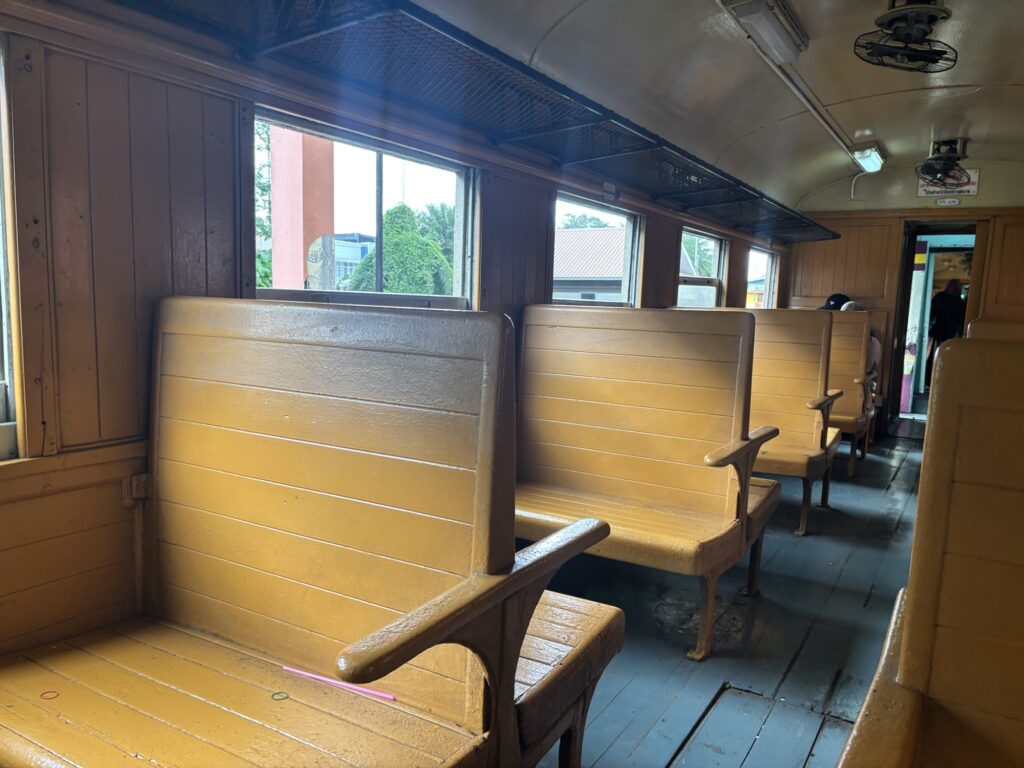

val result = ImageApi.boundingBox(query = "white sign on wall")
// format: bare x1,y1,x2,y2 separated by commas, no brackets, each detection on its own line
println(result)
917,169,980,197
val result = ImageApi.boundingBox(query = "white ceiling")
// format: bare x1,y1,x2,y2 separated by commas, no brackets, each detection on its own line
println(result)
413,0,1024,211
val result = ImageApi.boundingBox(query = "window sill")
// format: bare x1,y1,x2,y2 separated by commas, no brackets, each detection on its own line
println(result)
255,289,471,310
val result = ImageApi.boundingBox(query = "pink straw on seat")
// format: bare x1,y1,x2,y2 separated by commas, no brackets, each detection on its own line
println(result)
282,666,395,700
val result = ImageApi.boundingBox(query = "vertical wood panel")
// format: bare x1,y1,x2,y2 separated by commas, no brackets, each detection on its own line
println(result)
8,36,59,456
47,51,100,447
87,62,140,440
202,94,237,297
167,86,207,296
639,215,681,308
129,74,173,432
478,172,553,330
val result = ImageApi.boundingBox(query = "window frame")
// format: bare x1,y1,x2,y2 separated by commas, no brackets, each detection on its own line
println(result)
746,247,779,309
253,109,476,308
676,228,726,308
550,193,641,307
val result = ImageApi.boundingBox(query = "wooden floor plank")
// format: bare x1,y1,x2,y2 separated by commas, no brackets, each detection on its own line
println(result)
741,701,822,768
669,689,772,768
803,717,853,768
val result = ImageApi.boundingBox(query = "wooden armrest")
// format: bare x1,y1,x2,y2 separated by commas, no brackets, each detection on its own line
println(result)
807,389,843,450
337,518,609,683
806,389,844,413
703,426,779,469
853,371,879,387
838,589,922,767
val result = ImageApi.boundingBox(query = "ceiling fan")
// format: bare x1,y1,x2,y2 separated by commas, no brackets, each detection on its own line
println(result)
916,138,971,188
855,1,958,73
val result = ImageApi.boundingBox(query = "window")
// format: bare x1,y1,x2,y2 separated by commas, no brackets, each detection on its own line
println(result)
552,196,638,304
746,248,778,308
254,116,473,303
677,231,724,308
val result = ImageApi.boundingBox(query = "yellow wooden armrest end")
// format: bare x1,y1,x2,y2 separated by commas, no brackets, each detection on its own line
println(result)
337,518,610,683
703,426,780,469
807,388,844,413
838,589,922,768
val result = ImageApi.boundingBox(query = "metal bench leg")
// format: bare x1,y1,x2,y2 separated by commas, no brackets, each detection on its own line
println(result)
688,573,718,661
745,535,764,597
859,432,868,461
558,683,597,768
847,434,857,477
795,476,812,536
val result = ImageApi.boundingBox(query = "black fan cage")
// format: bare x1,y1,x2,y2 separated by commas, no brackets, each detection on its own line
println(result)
854,30,958,73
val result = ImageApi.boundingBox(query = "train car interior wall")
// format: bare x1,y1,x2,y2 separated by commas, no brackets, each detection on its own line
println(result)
0,0,1022,767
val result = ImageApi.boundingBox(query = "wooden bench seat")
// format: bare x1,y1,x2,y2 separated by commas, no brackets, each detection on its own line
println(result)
839,339,1024,767
0,298,623,768
515,305,780,661
966,316,1024,340
722,308,842,536
827,310,878,475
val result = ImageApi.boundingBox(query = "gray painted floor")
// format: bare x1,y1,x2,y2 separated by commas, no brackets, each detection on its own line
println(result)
538,437,920,768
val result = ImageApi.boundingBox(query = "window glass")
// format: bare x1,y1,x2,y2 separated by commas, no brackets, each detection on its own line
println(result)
552,197,636,304
677,231,723,308
746,248,777,308
254,118,470,299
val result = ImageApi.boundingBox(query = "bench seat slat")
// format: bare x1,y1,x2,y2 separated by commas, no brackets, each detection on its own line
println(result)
0,620,475,767
157,460,472,575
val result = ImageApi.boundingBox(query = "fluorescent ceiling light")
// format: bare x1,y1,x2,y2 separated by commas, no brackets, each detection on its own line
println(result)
852,143,885,173
726,0,804,65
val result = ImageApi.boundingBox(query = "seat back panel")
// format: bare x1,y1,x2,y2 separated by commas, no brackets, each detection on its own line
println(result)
828,312,870,419
151,297,513,726
520,306,753,519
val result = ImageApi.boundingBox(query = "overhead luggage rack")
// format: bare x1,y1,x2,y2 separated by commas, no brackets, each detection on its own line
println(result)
121,0,838,244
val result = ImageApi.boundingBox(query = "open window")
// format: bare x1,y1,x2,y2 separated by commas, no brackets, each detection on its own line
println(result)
677,230,724,307
746,248,778,308
254,114,474,308
552,196,639,305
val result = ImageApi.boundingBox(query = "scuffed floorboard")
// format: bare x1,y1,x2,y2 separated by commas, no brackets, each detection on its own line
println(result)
536,437,920,767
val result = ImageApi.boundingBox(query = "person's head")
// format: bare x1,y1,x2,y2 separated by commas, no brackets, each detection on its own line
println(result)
945,279,962,296
841,301,867,312
820,293,852,311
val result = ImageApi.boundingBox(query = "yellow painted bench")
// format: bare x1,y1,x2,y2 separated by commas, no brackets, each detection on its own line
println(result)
966,316,1024,341
839,339,1024,768
0,298,624,768
827,310,877,476
724,308,842,536
514,305,781,661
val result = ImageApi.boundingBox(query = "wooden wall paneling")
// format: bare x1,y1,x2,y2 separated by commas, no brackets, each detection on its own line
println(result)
238,102,256,298
46,50,101,447
964,219,989,326
8,36,58,457
202,93,237,297
981,216,1024,322
87,61,140,441
477,171,553,329
129,73,174,433
724,240,751,307
0,441,146,655
166,85,207,296
639,215,681,308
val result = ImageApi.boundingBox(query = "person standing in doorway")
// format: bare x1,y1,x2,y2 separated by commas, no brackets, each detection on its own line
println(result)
926,278,966,386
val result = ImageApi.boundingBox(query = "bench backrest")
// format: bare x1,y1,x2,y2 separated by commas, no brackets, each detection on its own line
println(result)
828,311,870,419
966,317,1024,341
149,297,514,727
900,339,1024,761
726,308,832,451
519,305,754,520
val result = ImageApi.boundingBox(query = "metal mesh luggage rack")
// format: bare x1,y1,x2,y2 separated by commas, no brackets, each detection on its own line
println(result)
119,0,838,244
